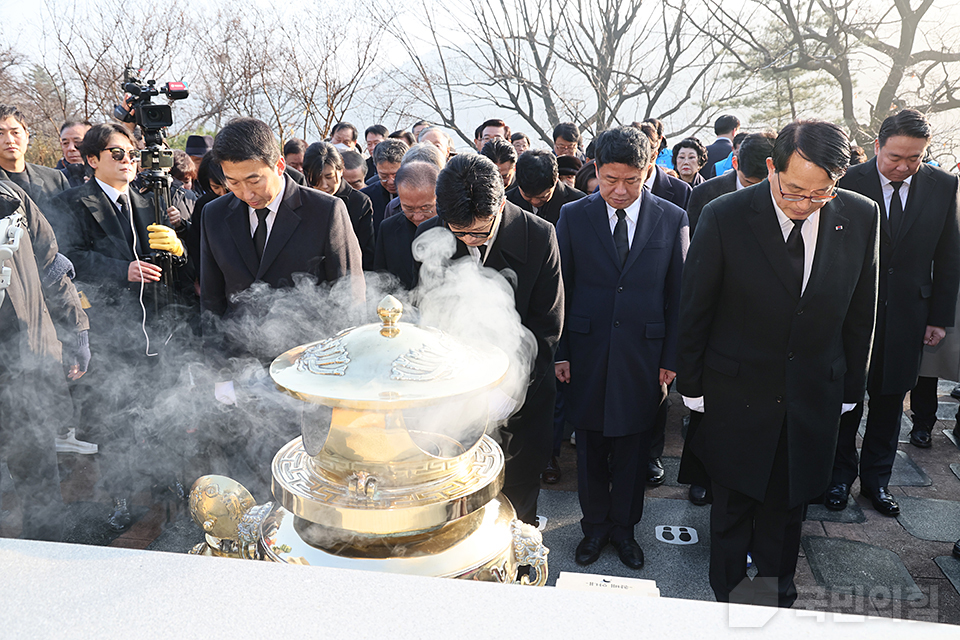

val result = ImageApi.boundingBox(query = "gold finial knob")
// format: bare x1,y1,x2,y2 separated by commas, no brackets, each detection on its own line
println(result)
378,295,402,338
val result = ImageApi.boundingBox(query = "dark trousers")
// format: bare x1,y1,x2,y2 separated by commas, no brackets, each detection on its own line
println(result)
833,392,905,491
576,428,652,542
501,376,555,526
551,381,566,457
709,481,803,608
911,376,957,426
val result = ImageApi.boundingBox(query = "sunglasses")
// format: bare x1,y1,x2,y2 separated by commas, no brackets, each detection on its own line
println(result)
105,147,141,162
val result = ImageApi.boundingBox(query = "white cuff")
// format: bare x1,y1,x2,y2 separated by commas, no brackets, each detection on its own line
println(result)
682,395,704,413
841,403,856,414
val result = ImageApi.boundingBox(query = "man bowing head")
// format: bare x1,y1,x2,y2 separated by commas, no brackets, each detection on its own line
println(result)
677,121,879,608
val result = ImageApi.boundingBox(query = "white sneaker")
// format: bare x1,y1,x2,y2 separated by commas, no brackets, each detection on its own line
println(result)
55,429,98,455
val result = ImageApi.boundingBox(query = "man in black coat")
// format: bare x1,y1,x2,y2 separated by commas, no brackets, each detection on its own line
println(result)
678,121,879,608
699,114,740,180
415,154,563,527
826,110,960,516
375,162,438,289
686,132,775,236
200,118,365,347
555,126,687,571
0,105,70,214
506,149,586,226
54,122,188,532
361,138,408,236
648,165,691,210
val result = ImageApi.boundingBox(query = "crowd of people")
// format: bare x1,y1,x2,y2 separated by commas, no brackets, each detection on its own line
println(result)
1,101,959,608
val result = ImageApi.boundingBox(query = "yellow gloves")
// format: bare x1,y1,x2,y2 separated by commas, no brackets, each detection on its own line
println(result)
147,224,185,257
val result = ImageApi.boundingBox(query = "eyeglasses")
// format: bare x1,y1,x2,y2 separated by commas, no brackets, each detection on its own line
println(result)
555,142,579,153
777,173,836,204
401,203,436,215
447,217,496,239
105,147,141,162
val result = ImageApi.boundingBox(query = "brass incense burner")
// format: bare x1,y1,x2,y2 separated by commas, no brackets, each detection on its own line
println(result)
189,296,549,585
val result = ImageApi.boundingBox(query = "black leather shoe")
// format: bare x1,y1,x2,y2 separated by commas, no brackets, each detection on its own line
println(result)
951,385,960,401
688,484,710,506
824,483,850,511
909,428,932,448
611,538,645,570
107,498,132,532
647,457,665,486
953,539,960,560
542,456,561,484
863,487,900,516
575,535,608,566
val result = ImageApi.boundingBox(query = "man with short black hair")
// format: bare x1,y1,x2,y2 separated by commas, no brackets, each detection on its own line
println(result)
507,149,585,226
374,161,439,289
0,105,70,212
364,124,389,177
474,119,511,152
826,109,960,516
700,114,740,180
283,138,307,172
330,122,359,150
637,122,690,210
415,154,563,528
480,138,518,190
555,125,688,571
411,120,432,140
686,132,776,235
553,123,582,159
361,138,408,235
200,117,364,335
57,120,92,188
678,120,879,607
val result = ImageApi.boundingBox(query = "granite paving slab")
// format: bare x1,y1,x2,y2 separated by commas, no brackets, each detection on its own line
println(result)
889,450,932,487
934,556,960,597
936,401,959,422
936,379,959,396
660,456,682,488
537,489,714,601
896,496,960,542
145,514,203,552
802,536,924,601
806,495,867,523
945,427,960,449
950,463,960,483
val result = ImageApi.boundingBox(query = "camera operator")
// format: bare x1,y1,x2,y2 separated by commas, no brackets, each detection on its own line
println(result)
52,122,187,532
0,180,89,541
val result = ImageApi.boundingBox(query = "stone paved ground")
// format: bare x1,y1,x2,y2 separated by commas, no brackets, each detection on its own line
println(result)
2,389,959,626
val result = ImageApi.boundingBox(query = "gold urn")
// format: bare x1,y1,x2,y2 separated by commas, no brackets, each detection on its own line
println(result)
189,295,549,585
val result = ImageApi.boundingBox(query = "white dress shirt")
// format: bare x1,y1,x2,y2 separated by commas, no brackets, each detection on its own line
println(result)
248,179,286,246
878,172,911,218
605,192,642,249
95,178,128,212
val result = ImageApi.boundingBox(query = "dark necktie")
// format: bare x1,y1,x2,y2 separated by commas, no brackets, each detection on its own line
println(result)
614,209,629,267
888,181,904,239
785,218,805,294
477,244,487,262
253,208,270,261
115,193,135,250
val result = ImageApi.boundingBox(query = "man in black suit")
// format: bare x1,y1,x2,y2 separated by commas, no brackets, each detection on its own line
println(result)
0,105,70,214
699,115,740,180
415,154,563,527
507,149,586,226
361,138,408,236
826,110,960,516
374,162,438,289
200,117,364,342
364,124,389,179
57,120,92,188
555,126,688,571
55,122,188,531
679,131,777,507
678,120,879,607
686,132,775,237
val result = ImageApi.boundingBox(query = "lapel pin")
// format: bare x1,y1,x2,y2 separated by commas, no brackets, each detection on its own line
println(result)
835,225,843,230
